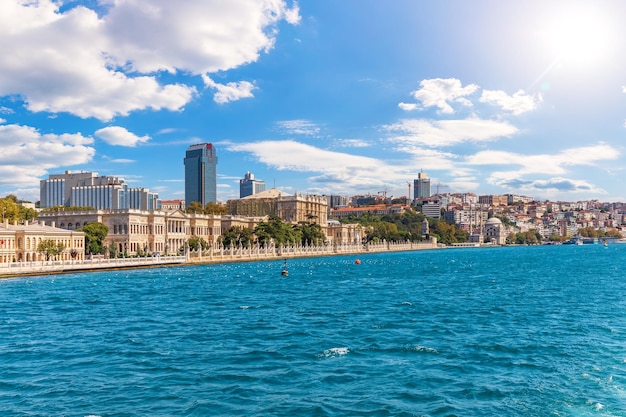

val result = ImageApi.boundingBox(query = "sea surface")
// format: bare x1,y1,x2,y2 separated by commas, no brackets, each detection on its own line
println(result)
1,244,626,416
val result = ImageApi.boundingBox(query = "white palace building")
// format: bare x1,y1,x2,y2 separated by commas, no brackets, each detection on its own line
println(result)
0,219,85,263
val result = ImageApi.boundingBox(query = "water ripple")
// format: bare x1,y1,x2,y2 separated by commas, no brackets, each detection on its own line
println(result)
2,246,626,415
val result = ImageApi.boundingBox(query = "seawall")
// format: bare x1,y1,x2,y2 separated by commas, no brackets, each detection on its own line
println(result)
0,239,439,278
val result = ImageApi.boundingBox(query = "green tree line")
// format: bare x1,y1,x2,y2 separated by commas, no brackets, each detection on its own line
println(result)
339,210,469,245
0,195,37,223
218,216,326,248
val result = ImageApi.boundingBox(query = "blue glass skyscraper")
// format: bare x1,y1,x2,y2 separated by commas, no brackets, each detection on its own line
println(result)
239,172,266,198
184,143,218,207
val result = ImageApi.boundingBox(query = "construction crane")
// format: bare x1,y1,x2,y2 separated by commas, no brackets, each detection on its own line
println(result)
435,182,449,195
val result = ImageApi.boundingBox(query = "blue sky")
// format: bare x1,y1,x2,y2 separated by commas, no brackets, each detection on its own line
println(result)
1,0,626,203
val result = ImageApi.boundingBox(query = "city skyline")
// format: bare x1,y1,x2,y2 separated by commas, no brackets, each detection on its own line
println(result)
1,1,626,203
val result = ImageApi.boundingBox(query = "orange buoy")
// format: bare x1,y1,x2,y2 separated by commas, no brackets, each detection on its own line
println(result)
355,259,361,265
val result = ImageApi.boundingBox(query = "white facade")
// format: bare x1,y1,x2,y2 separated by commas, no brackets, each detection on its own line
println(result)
41,171,160,211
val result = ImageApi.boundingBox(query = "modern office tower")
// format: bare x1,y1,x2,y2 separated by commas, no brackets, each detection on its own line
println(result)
239,172,266,198
184,143,218,207
414,171,431,199
325,195,350,209
40,171,160,210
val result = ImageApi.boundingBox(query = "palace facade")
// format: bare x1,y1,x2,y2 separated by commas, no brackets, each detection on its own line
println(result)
0,219,85,263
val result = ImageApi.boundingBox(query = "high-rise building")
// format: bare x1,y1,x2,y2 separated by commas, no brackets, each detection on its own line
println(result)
239,172,266,198
184,143,218,207
40,171,160,210
414,171,431,199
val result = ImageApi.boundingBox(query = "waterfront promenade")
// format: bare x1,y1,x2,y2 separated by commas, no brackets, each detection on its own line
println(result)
0,255,188,278
186,239,438,264
0,238,438,278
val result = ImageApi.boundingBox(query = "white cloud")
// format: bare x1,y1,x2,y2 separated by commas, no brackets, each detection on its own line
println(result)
202,76,256,104
284,1,301,24
479,89,539,115
466,142,619,174
95,126,151,147
227,140,414,194
488,176,600,195
408,78,479,114
398,102,418,111
3,187,40,203
0,0,299,120
276,119,321,136
466,142,619,195
334,139,371,148
395,147,458,171
384,117,519,147
103,0,300,74
0,123,94,188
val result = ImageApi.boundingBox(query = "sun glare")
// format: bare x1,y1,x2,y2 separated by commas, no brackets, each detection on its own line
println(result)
541,5,616,69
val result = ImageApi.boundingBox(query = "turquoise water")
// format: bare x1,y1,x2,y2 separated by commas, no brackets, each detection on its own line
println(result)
2,244,626,416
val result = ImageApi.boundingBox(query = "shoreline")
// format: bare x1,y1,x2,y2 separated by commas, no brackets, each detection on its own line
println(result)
0,240,441,279
5,242,600,280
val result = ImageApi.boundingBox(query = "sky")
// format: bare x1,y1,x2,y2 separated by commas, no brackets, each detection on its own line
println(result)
1,0,626,204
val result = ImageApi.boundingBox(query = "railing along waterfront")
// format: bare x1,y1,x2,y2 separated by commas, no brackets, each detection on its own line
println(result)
0,239,438,277
187,238,438,264
0,255,187,277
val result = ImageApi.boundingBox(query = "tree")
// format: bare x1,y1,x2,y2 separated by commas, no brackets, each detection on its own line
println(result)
186,202,227,215
186,201,204,214
188,236,208,251
605,228,622,238
512,229,541,244
0,195,38,223
221,226,253,248
37,239,66,261
579,226,597,238
79,222,109,255
296,222,326,246
0,196,20,223
253,216,299,247
204,202,227,215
